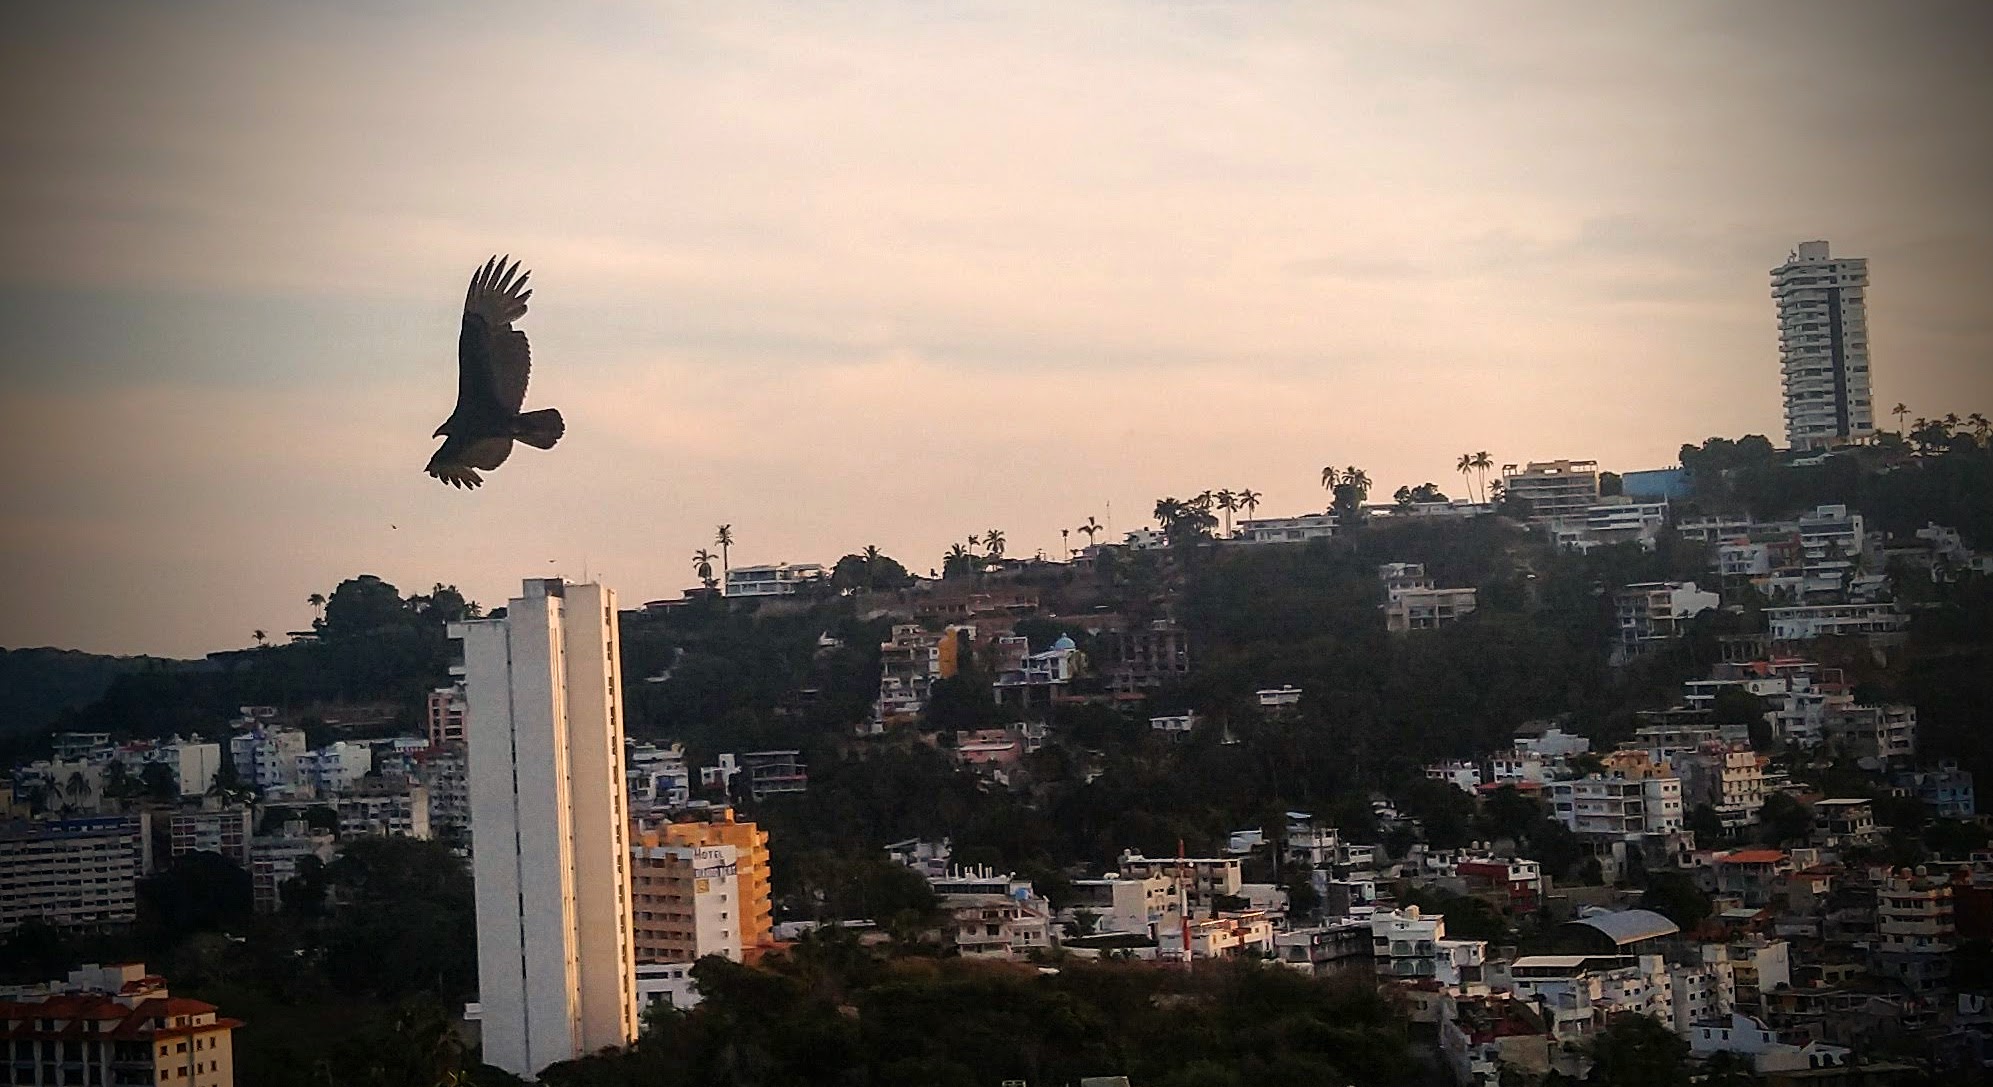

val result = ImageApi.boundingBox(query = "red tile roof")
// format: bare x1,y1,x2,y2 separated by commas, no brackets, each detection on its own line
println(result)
1718,849,1788,865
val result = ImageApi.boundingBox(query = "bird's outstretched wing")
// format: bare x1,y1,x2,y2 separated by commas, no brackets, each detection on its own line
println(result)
460,255,534,414
426,434,485,489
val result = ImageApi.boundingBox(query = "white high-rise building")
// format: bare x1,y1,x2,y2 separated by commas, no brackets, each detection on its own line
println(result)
451,579,638,1079
1773,241,1873,450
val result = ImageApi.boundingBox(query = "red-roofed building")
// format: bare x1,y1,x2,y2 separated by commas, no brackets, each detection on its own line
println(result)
1715,850,1793,908
0,963,240,1086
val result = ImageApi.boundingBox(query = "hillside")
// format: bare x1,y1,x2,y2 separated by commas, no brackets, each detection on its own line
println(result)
0,647,183,737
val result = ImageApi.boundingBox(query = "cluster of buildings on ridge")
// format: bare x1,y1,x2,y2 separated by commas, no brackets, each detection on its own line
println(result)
849,758,1990,1084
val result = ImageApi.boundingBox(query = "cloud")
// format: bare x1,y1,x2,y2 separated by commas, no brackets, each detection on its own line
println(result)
0,0,1989,653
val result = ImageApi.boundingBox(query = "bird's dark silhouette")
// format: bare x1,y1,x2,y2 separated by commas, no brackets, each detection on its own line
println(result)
425,256,565,489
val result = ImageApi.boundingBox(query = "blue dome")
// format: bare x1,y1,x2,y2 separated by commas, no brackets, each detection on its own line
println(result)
1051,634,1077,651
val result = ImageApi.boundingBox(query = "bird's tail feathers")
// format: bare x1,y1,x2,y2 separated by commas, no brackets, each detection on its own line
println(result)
515,408,565,449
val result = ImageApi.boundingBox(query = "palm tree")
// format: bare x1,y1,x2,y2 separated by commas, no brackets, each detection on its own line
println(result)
1060,528,1071,557
101,761,131,805
1456,453,1477,503
982,529,1006,560
64,770,92,811
1970,413,1991,443
862,544,883,565
692,549,718,590
944,543,974,578
1214,489,1238,536
1471,451,1494,504
1153,497,1184,532
1342,466,1371,502
1236,489,1262,519
714,524,734,590
252,629,267,648
1319,465,1340,494
307,592,326,621
1892,402,1910,435
1076,517,1104,547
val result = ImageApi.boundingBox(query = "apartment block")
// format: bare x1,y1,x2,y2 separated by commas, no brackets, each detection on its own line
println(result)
248,822,335,914
1765,603,1909,641
334,776,432,840
426,683,467,747
1100,620,1192,697
1115,851,1243,916
1615,582,1720,649
167,808,254,868
1773,240,1874,450
723,562,827,597
227,727,305,793
1821,704,1915,764
630,837,742,964
1387,586,1479,632
653,810,774,951
1873,873,1955,994
0,815,151,931
1501,460,1600,522
451,579,638,1078
0,963,241,1087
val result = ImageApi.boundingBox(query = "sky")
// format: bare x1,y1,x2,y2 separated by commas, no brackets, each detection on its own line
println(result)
1,1,1989,658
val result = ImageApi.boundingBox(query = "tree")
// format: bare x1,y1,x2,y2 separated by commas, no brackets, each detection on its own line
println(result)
1480,786,1541,843
139,762,178,801
1328,466,1372,523
1642,870,1710,932
1214,489,1238,536
252,629,268,647
832,550,912,592
982,529,1006,561
1759,792,1811,846
139,851,252,936
1893,402,1909,435
943,543,977,579
1584,1013,1688,1087
307,592,327,622
1075,517,1104,547
1688,804,1726,847
1472,452,1494,504
63,769,92,811
714,524,734,587
692,549,718,590
1235,489,1262,519
1457,453,1478,503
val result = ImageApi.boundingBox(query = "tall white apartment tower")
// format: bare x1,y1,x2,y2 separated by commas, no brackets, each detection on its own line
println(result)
1772,240,1874,450
451,579,637,1079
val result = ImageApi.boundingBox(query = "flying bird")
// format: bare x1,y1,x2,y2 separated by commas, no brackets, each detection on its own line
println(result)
425,256,565,489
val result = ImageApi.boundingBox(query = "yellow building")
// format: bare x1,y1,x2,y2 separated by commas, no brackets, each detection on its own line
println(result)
630,831,743,964
653,810,773,950
0,964,240,1087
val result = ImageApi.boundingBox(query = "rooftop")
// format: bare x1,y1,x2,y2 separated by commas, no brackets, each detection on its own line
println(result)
1566,909,1679,946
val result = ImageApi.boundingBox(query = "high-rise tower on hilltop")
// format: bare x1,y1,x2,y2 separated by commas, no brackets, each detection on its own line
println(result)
1773,240,1874,451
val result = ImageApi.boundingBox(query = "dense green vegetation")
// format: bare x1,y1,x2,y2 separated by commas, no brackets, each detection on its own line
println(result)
539,932,1417,1087
0,647,180,740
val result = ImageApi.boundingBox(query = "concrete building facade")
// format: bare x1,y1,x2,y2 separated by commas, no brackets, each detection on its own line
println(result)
1772,241,1873,450
452,579,638,1078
